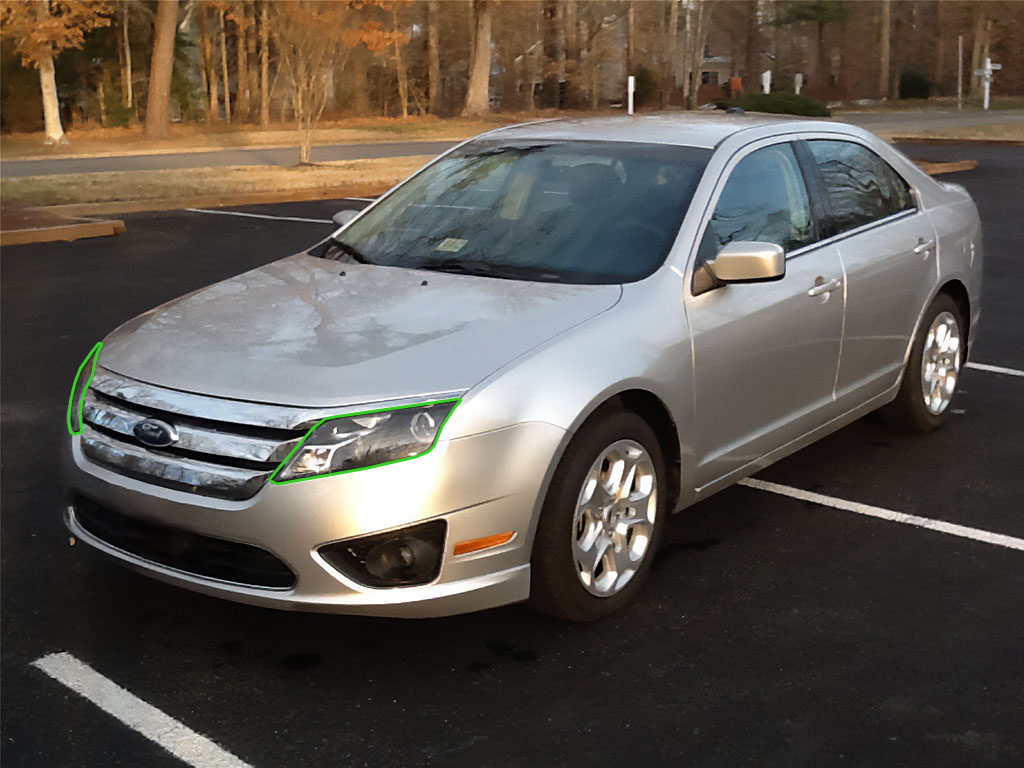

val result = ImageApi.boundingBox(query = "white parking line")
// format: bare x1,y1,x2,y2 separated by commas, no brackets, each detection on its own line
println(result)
32,652,252,768
740,478,1024,552
186,208,333,224
967,361,1024,378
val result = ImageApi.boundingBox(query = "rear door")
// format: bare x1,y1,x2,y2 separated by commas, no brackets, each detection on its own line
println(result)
686,140,845,488
801,139,938,405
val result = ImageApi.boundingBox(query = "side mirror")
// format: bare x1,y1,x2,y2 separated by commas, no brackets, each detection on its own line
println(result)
332,209,359,228
707,241,785,283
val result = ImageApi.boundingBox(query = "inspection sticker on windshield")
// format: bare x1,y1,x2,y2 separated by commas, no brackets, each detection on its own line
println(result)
435,238,468,253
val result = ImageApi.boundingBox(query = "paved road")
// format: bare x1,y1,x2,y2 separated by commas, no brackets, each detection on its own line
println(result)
1,145,1022,767
3,111,1021,178
0,140,460,178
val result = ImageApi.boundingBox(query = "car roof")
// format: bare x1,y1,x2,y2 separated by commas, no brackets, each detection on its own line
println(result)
480,112,853,150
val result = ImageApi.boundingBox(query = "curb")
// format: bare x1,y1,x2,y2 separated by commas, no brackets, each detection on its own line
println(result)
32,183,392,218
1,217,125,246
913,159,979,175
893,136,1024,146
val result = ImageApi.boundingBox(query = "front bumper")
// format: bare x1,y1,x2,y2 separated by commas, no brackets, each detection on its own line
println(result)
65,421,567,617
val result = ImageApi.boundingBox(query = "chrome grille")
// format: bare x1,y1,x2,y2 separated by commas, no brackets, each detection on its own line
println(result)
79,370,322,501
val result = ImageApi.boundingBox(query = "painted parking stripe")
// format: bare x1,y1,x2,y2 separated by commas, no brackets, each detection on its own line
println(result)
186,207,333,224
966,361,1024,378
32,652,252,768
740,478,1024,552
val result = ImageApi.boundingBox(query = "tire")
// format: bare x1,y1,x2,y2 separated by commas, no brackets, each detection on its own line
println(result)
528,408,668,621
879,292,966,432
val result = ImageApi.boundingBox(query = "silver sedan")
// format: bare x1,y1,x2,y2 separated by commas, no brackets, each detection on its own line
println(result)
65,114,982,620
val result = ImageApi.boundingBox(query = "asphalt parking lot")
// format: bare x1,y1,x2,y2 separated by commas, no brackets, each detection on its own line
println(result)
2,143,1022,767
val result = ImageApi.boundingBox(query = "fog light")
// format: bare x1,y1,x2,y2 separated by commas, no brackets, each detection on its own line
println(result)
318,520,446,588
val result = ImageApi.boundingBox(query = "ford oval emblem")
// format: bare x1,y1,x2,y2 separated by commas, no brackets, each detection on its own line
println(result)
133,418,179,448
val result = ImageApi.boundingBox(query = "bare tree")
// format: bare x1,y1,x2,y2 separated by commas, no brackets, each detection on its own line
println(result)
1,0,112,143
427,0,440,113
232,2,253,122
271,0,396,162
684,0,713,110
218,6,231,122
197,2,219,123
878,0,890,98
145,0,178,138
463,0,491,116
259,0,269,126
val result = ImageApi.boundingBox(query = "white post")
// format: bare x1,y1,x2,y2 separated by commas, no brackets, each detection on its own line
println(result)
794,73,803,95
760,70,771,94
627,75,635,115
957,35,963,113
983,57,991,110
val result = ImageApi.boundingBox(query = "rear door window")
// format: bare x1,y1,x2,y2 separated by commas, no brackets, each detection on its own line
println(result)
807,140,915,236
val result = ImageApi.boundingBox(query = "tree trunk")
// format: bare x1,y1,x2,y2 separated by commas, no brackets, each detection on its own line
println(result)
349,44,372,115
969,8,986,97
219,9,232,123
97,77,107,126
878,0,890,98
555,0,566,107
427,0,440,113
235,4,251,122
462,0,491,117
817,20,827,89
686,1,711,110
392,6,408,118
681,1,692,107
260,1,270,126
198,5,219,124
119,1,133,113
246,3,259,121
662,0,680,108
743,0,759,93
39,51,65,143
144,0,178,138
627,0,635,75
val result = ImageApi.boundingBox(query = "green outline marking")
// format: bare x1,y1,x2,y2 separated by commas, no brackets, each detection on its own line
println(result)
269,397,461,484
67,342,102,436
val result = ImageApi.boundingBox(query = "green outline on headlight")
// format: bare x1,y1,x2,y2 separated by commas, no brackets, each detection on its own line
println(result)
67,342,103,436
268,397,461,485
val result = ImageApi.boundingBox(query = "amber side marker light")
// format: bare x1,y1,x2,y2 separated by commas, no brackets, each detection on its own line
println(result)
453,532,516,557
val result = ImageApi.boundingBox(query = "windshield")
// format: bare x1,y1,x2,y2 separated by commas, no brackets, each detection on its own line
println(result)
321,140,711,284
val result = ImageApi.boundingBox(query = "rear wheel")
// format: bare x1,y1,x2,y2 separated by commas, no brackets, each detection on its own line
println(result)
529,409,667,621
879,293,965,432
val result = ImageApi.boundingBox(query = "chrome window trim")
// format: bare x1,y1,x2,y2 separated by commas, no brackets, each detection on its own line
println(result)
785,208,919,261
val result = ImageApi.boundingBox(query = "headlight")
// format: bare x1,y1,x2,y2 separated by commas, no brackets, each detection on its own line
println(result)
270,399,459,483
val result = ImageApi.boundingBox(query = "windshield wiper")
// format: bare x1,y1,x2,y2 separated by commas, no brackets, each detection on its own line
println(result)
414,258,563,282
331,239,372,264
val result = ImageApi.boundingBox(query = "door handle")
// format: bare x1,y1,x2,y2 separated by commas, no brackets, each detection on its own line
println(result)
913,238,936,256
808,277,842,297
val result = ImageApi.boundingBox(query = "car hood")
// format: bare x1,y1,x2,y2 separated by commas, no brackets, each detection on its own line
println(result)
99,254,621,408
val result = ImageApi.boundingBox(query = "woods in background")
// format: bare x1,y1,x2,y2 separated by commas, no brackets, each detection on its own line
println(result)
2,0,1023,149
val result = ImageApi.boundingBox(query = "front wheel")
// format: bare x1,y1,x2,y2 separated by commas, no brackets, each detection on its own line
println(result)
879,293,966,432
528,409,667,621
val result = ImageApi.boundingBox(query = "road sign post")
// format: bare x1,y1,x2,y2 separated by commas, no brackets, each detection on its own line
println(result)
974,57,1002,110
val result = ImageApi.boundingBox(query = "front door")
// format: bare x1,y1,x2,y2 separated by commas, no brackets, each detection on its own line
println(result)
686,141,845,488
